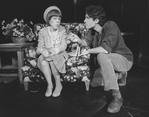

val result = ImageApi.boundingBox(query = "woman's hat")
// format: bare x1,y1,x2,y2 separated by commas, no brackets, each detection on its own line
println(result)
43,6,61,22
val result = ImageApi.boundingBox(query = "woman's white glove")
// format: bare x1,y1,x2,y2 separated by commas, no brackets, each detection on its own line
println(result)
41,49,49,57
50,48,60,55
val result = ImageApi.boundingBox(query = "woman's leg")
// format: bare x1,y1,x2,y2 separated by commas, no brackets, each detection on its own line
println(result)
50,62,62,97
38,59,53,97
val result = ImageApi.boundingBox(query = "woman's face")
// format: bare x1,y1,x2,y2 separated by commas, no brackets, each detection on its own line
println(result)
49,16,61,30
84,14,97,29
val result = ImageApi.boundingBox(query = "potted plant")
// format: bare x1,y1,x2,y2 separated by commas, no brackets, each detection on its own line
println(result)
1,18,35,44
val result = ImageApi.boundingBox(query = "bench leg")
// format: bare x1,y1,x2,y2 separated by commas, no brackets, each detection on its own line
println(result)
84,80,90,91
23,77,30,91
24,80,29,91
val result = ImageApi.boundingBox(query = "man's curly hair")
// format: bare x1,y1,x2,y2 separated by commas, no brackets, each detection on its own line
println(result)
85,5,107,27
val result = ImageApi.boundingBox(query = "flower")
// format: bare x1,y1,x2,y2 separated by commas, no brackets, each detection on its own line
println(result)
1,18,36,41
34,23,48,38
64,23,88,38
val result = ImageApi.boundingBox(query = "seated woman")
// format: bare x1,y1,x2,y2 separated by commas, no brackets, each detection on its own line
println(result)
36,6,68,97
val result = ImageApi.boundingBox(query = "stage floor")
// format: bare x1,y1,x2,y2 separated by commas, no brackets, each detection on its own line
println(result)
0,63,149,117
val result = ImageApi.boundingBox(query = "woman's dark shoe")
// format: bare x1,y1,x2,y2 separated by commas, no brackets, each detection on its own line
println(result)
107,95,123,113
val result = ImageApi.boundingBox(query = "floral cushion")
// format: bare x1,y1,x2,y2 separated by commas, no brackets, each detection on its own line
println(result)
22,23,90,82
62,42,90,82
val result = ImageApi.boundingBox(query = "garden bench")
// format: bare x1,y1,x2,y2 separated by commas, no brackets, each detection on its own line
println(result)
22,23,91,91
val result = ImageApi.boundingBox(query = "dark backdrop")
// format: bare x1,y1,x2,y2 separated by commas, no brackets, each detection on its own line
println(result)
0,0,149,61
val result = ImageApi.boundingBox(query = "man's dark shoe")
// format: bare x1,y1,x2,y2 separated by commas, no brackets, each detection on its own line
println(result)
107,95,123,113
118,72,127,86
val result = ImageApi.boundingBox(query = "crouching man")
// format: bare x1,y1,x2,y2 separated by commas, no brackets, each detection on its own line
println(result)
68,5,133,113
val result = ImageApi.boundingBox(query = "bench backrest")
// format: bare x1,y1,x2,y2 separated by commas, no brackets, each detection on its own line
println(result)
34,23,88,39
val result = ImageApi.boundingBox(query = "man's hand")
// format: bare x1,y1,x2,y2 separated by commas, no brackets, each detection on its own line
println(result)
67,33,81,43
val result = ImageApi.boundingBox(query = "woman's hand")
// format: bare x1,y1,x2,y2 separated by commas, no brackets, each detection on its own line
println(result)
50,48,60,55
41,49,49,57
41,49,53,61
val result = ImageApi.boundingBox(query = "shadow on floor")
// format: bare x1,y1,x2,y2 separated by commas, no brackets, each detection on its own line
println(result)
0,64,149,117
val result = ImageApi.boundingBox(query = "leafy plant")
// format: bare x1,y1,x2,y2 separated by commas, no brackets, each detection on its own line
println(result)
1,18,35,41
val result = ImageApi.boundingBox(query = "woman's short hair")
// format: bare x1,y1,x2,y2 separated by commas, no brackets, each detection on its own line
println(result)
85,5,107,27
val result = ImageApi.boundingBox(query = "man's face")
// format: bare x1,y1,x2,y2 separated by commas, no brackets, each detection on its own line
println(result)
84,14,97,29
49,16,61,30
